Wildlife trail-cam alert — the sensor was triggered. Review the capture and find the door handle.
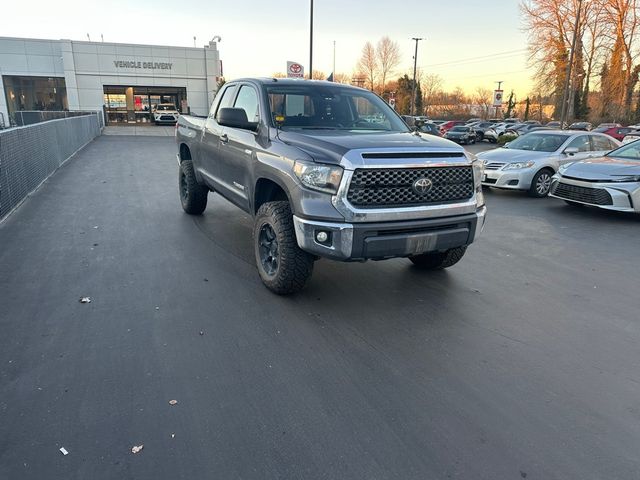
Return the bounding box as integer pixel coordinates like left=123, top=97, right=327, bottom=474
left=220, top=134, right=228, bottom=144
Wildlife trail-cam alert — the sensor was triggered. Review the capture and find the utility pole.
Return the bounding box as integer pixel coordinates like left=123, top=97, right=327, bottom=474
left=560, top=0, right=583, bottom=129
left=333, top=40, right=336, bottom=81
left=410, top=37, right=423, bottom=116
left=309, top=0, right=314, bottom=79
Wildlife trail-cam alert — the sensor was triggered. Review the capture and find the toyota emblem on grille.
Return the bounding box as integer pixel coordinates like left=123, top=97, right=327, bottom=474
left=413, top=177, right=433, bottom=195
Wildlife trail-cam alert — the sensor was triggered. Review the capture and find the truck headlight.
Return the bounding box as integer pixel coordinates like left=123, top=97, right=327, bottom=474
left=503, top=161, right=535, bottom=170
left=471, top=157, right=485, bottom=207
left=293, top=161, right=343, bottom=194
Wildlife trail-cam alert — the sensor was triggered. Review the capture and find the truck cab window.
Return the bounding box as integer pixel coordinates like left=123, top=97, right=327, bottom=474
left=233, top=86, right=260, bottom=123
left=212, top=85, right=236, bottom=119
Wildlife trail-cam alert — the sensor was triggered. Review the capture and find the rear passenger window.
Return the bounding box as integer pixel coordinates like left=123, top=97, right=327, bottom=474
left=212, top=85, right=236, bottom=119
left=233, top=86, right=260, bottom=123
left=591, top=135, right=614, bottom=151
left=567, top=135, right=591, bottom=152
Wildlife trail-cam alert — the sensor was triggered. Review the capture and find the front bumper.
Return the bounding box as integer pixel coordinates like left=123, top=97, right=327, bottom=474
left=293, top=206, right=487, bottom=261
left=481, top=167, right=536, bottom=190
left=155, top=115, right=179, bottom=124
left=549, top=175, right=640, bottom=212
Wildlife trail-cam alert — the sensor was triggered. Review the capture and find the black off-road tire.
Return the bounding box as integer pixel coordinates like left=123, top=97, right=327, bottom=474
left=528, top=168, right=554, bottom=198
left=409, top=246, right=467, bottom=270
left=179, top=160, right=208, bottom=214
left=254, top=201, right=314, bottom=295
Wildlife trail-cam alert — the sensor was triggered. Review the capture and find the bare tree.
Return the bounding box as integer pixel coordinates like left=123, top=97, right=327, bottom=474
left=422, top=73, right=443, bottom=116
left=333, top=72, right=351, bottom=84
left=474, top=87, right=494, bottom=119
left=521, top=0, right=582, bottom=115
left=599, top=0, right=639, bottom=115
left=376, top=37, right=401, bottom=94
left=306, top=70, right=327, bottom=80
left=357, top=41, right=378, bottom=91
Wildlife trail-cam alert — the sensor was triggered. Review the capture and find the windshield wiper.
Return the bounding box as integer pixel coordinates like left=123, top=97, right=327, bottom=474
left=295, top=126, right=342, bottom=130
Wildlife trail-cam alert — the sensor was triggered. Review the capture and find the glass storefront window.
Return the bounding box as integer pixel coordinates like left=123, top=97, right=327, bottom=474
left=2, top=75, right=67, bottom=121
left=103, top=85, right=187, bottom=125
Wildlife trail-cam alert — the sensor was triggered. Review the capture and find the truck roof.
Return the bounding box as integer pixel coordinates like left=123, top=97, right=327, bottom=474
left=229, top=77, right=367, bottom=91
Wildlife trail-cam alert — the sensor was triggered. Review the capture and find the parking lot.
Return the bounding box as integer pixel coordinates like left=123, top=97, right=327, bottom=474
left=1, top=135, right=639, bottom=479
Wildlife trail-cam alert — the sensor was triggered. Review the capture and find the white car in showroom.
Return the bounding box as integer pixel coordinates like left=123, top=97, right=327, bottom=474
left=478, top=130, right=620, bottom=197
left=153, top=103, right=180, bottom=125
left=550, top=141, right=640, bottom=213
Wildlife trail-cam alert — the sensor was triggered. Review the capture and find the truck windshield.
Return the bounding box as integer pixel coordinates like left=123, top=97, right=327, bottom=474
left=156, top=105, right=176, bottom=111
left=265, top=85, right=408, bottom=132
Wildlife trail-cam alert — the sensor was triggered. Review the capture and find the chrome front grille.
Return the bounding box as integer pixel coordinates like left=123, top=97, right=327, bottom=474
left=551, top=182, right=613, bottom=205
left=346, top=166, right=474, bottom=208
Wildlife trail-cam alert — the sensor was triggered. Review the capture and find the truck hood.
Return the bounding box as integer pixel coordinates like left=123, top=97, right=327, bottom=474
left=561, top=156, right=640, bottom=181
left=276, top=130, right=463, bottom=165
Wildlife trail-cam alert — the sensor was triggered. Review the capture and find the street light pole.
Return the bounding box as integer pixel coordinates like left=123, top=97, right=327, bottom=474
left=309, top=0, right=314, bottom=79
left=410, top=37, right=423, bottom=116
left=560, top=0, right=583, bottom=129
left=333, top=40, right=336, bottom=81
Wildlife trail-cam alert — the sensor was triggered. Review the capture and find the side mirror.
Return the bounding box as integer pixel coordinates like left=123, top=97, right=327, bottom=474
left=564, top=147, right=579, bottom=155
left=504, top=142, right=511, bottom=147
left=217, top=107, right=259, bottom=132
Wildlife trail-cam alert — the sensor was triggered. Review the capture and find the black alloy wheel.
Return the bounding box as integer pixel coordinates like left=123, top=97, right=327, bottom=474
left=258, top=223, right=279, bottom=276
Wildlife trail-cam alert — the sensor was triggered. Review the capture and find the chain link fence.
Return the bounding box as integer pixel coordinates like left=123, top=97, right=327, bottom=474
left=0, top=113, right=101, bottom=221
left=12, top=110, right=104, bottom=128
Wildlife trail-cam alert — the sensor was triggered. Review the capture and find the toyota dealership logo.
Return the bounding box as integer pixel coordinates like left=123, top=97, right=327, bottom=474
left=413, top=178, right=433, bottom=195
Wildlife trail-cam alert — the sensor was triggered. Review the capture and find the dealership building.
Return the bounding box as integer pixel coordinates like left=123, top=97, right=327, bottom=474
left=0, top=36, right=222, bottom=126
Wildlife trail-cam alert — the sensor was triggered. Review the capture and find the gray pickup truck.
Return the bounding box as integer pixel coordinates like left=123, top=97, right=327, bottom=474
left=176, top=78, right=486, bottom=294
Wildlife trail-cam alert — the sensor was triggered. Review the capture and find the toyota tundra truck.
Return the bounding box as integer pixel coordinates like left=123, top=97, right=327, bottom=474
left=176, top=78, right=486, bottom=294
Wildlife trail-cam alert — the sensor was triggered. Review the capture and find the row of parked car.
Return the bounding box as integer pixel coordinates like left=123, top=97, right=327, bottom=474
left=402, top=115, right=639, bottom=214
left=403, top=115, right=640, bottom=145
left=477, top=129, right=639, bottom=214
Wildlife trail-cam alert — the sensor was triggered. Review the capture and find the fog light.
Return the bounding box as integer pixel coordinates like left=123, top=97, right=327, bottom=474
left=316, top=231, right=329, bottom=243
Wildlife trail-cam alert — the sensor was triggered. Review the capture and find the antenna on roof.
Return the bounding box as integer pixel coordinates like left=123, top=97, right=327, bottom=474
left=101, top=34, right=104, bottom=43
left=86, top=33, right=90, bottom=41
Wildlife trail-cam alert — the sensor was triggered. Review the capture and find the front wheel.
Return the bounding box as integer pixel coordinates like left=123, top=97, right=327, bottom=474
left=528, top=168, right=554, bottom=198
left=254, top=201, right=314, bottom=295
left=409, top=246, right=467, bottom=270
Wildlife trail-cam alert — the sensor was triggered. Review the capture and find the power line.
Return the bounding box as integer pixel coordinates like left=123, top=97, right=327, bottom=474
left=456, top=69, right=529, bottom=80
left=420, top=49, right=527, bottom=69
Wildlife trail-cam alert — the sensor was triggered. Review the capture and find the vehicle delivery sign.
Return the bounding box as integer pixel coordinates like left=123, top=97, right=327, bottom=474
left=287, top=61, right=304, bottom=78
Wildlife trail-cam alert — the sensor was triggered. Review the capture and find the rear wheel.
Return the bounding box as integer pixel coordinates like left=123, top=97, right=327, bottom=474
left=254, top=201, right=314, bottom=295
left=179, top=160, right=208, bottom=214
left=528, top=168, right=554, bottom=197
left=409, top=246, right=467, bottom=270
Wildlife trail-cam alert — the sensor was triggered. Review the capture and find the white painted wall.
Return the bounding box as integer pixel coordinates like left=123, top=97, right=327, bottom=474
left=0, top=36, right=221, bottom=125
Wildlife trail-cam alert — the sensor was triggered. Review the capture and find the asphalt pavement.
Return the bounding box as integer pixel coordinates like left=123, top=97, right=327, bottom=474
left=1, top=136, right=639, bottom=479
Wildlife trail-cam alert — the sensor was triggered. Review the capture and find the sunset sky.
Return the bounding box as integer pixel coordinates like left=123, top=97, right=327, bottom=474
left=2, top=0, right=533, bottom=95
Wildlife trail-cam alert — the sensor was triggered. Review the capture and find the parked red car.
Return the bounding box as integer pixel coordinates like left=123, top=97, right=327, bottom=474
left=593, top=126, right=638, bottom=141
left=439, top=120, right=466, bottom=134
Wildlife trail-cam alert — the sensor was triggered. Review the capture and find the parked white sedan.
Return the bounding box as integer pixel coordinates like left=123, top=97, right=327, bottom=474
left=550, top=141, right=640, bottom=213
left=621, top=129, right=640, bottom=144
left=478, top=130, right=621, bottom=197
